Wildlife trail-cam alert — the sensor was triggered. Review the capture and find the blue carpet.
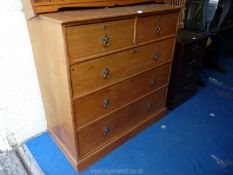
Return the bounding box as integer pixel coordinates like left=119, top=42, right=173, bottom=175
left=26, top=54, right=233, bottom=175
left=205, top=53, right=233, bottom=86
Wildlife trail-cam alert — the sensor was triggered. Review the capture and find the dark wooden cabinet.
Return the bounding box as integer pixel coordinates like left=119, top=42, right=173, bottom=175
left=167, top=30, right=208, bottom=109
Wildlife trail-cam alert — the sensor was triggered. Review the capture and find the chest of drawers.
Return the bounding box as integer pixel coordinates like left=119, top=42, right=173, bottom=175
left=26, top=4, right=179, bottom=171
left=167, top=30, right=208, bottom=109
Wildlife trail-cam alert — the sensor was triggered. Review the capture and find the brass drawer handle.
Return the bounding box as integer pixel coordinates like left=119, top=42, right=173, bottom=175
left=103, top=68, right=110, bottom=79
left=102, top=35, right=111, bottom=47
left=156, top=15, right=162, bottom=34
left=153, top=51, right=160, bottom=61
left=149, top=79, right=156, bottom=87
left=103, top=127, right=110, bottom=136
left=147, top=103, right=153, bottom=112
left=156, top=24, right=161, bottom=34
left=103, top=98, right=110, bottom=109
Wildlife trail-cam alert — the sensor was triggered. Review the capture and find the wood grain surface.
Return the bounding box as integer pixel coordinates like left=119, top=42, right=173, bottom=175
left=74, top=63, right=171, bottom=128
left=70, top=38, right=175, bottom=97
left=77, top=87, right=167, bottom=156
left=66, top=19, right=134, bottom=61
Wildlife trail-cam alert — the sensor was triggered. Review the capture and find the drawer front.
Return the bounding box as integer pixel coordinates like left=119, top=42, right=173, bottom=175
left=66, top=19, right=134, bottom=62
left=71, top=38, right=174, bottom=97
left=74, top=64, right=170, bottom=127
left=136, top=13, right=179, bottom=43
left=77, top=87, right=167, bottom=156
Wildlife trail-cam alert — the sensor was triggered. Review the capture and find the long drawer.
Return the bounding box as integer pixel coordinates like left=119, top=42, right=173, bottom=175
left=66, top=19, right=134, bottom=62
left=71, top=38, right=175, bottom=97
left=74, top=63, right=171, bottom=127
left=136, top=13, right=179, bottom=43
left=77, top=87, right=167, bottom=156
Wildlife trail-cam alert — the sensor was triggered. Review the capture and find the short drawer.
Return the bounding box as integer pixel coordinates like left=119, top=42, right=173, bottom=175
left=66, top=19, right=134, bottom=62
left=77, top=87, right=167, bottom=156
left=74, top=64, right=171, bottom=127
left=71, top=38, right=175, bottom=97
left=136, top=13, right=179, bottom=43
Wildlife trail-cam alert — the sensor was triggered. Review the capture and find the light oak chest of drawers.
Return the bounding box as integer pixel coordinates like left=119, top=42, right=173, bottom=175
left=27, top=4, right=180, bottom=171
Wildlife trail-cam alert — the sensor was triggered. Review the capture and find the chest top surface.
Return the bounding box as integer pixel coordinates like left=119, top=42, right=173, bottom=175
left=38, top=4, right=180, bottom=24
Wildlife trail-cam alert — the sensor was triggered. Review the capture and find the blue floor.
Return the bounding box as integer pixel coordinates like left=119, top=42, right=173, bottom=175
left=26, top=54, right=233, bottom=175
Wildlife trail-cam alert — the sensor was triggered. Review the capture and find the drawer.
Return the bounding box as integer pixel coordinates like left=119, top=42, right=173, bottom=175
left=136, top=13, right=179, bottom=43
left=74, top=64, right=171, bottom=127
left=71, top=38, right=175, bottom=97
left=66, top=19, right=134, bottom=62
left=77, top=87, right=167, bottom=156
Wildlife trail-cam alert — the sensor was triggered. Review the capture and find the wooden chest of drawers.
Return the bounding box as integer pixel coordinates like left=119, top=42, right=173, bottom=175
left=26, top=4, right=180, bottom=171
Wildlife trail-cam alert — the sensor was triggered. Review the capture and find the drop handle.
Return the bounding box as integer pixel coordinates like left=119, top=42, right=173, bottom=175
left=153, top=51, right=160, bottom=61
left=102, top=35, right=111, bottom=47
left=103, top=68, right=110, bottom=79
left=103, top=127, right=110, bottom=136
left=156, top=24, right=161, bottom=34
left=156, top=15, right=162, bottom=34
left=149, top=79, right=156, bottom=87
left=103, top=98, right=110, bottom=109
left=147, top=103, right=153, bottom=112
